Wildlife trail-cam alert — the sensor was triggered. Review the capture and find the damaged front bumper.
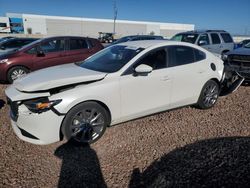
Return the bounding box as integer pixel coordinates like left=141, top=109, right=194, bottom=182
left=220, top=62, right=246, bottom=96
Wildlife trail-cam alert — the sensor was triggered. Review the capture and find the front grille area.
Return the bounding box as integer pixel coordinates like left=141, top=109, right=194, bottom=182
left=229, top=55, right=250, bottom=63
left=7, top=98, right=19, bottom=121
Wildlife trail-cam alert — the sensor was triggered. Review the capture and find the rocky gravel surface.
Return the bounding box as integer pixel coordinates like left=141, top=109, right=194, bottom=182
left=0, top=84, right=250, bottom=187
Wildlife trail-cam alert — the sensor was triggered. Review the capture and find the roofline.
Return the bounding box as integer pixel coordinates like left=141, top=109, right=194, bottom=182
left=6, top=12, right=195, bottom=29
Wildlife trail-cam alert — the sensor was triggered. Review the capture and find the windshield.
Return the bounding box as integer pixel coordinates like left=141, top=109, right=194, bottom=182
left=77, top=45, right=144, bottom=73
left=171, top=33, right=199, bottom=44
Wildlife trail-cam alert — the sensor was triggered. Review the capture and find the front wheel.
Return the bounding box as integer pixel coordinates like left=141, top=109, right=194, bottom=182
left=7, top=66, right=29, bottom=83
left=196, top=80, right=220, bottom=109
left=61, top=102, right=110, bottom=145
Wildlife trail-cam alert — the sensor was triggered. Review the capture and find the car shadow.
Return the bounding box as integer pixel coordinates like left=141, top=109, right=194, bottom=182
left=54, top=142, right=107, bottom=188
left=129, top=137, right=250, bottom=188
left=0, top=99, right=6, bottom=110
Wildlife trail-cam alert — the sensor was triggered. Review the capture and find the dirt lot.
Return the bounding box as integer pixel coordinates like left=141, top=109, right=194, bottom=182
left=0, top=84, right=250, bottom=188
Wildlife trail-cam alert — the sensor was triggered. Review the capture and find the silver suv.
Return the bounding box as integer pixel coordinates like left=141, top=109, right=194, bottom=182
left=172, top=30, right=234, bottom=55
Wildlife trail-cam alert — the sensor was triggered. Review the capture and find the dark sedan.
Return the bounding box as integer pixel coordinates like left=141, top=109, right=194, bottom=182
left=224, top=42, right=250, bottom=80
left=0, top=38, right=38, bottom=55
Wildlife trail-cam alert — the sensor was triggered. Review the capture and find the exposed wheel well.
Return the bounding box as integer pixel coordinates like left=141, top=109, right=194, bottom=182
left=210, top=78, right=221, bottom=88
left=59, top=100, right=112, bottom=141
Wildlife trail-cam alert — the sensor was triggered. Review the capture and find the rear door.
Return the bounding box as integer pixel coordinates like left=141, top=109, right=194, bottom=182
left=166, top=45, right=208, bottom=108
left=220, top=33, right=234, bottom=51
left=66, top=38, right=92, bottom=62
left=32, top=38, right=66, bottom=70
left=208, top=33, right=222, bottom=54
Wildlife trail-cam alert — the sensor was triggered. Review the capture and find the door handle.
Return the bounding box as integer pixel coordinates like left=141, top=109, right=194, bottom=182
left=161, top=76, right=170, bottom=81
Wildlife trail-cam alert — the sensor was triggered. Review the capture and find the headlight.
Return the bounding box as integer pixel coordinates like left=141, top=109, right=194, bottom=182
left=23, top=98, right=62, bottom=113
left=0, top=59, right=8, bottom=64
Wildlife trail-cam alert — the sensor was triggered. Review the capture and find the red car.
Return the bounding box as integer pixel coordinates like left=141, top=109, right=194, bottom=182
left=0, top=36, right=104, bottom=83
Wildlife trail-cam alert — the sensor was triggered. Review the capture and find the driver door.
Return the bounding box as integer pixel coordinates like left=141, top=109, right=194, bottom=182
left=33, top=38, right=66, bottom=70
left=120, top=48, right=172, bottom=120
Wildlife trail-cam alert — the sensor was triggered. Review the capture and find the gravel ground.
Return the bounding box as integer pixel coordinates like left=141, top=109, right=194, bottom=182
left=0, top=84, right=250, bottom=188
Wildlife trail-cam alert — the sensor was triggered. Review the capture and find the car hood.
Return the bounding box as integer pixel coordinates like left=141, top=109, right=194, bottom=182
left=227, top=47, right=250, bottom=56
left=0, top=48, right=18, bottom=55
left=13, top=63, right=107, bottom=92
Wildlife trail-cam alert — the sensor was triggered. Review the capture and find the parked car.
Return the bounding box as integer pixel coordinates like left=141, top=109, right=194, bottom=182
left=171, top=30, right=234, bottom=55
left=98, top=32, right=115, bottom=43
left=111, top=35, right=164, bottom=45
left=0, top=37, right=38, bottom=55
left=5, top=40, right=242, bottom=146
left=235, top=39, right=250, bottom=49
left=0, top=36, right=103, bottom=83
left=0, top=36, right=15, bottom=43
left=223, top=42, right=250, bottom=80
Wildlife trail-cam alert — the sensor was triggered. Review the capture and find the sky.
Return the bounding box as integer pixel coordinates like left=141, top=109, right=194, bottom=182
left=0, top=0, right=249, bottom=35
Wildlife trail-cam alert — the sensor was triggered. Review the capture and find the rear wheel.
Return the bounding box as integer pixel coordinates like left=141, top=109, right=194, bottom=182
left=61, top=102, right=110, bottom=145
left=196, top=80, right=220, bottom=109
left=7, top=66, right=29, bottom=83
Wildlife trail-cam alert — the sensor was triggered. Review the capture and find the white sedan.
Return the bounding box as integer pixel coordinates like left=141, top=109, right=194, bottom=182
left=5, top=40, right=227, bottom=145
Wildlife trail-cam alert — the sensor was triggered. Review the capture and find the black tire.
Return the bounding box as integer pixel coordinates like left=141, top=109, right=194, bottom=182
left=61, top=101, right=110, bottom=145
left=196, top=80, right=220, bottom=109
left=7, top=66, right=29, bottom=83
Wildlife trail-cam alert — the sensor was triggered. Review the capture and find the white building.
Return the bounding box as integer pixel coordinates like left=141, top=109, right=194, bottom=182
left=6, top=13, right=195, bottom=38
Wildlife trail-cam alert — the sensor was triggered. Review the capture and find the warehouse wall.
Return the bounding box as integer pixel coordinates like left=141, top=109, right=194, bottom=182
left=160, top=29, right=188, bottom=38
left=23, top=17, right=47, bottom=35
left=46, top=19, right=82, bottom=36
left=115, top=22, right=147, bottom=36
left=81, top=21, right=113, bottom=37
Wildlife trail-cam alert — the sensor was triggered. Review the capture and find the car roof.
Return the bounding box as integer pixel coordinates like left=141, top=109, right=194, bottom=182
left=118, top=40, right=192, bottom=49
left=177, top=30, right=229, bottom=35
left=122, top=35, right=163, bottom=38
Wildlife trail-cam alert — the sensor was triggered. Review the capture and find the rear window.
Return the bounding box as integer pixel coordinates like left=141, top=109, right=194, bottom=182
left=211, top=33, right=221, bottom=44
left=69, top=39, right=88, bottom=50
left=220, top=33, right=233, bottom=43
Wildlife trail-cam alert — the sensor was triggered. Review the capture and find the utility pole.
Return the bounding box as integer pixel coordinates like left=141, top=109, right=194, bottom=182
left=113, top=0, right=118, bottom=34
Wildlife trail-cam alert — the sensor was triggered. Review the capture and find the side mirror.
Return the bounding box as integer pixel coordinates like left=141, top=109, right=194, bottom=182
left=37, top=50, right=45, bottom=57
left=134, top=64, right=153, bottom=76
left=198, top=40, right=207, bottom=46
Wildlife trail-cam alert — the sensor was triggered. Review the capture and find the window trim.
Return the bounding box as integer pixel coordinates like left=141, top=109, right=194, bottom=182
left=121, top=47, right=168, bottom=76
left=39, top=38, right=66, bottom=53
left=210, top=33, right=221, bottom=44
left=68, top=38, right=89, bottom=51
left=166, top=45, right=206, bottom=68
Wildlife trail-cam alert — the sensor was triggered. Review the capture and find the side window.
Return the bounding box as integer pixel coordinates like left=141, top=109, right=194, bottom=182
left=134, top=49, right=167, bottom=70
left=40, top=39, right=65, bottom=53
left=69, top=39, right=88, bottom=50
left=210, top=33, right=221, bottom=44
left=194, top=49, right=206, bottom=61
left=197, top=34, right=210, bottom=45
left=168, top=46, right=195, bottom=67
left=220, top=33, right=233, bottom=43
left=26, top=47, right=37, bottom=54
left=87, top=39, right=94, bottom=48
